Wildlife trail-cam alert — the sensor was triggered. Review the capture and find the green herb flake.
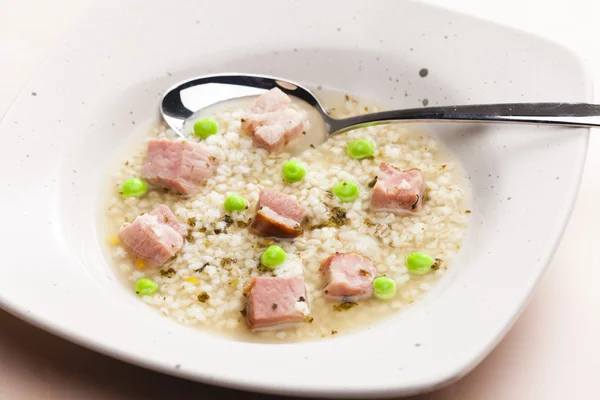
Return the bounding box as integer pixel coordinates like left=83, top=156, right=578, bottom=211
left=236, top=220, right=248, bottom=228
left=431, top=258, right=444, bottom=271
left=423, top=187, right=431, bottom=202
left=222, top=214, right=234, bottom=226
left=364, top=218, right=376, bottom=227
left=240, top=308, right=247, bottom=317
left=330, top=207, right=347, bottom=225
left=367, top=176, right=378, bottom=188
left=197, top=292, right=210, bottom=303
left=257, top=263, right=274, bottom=274
left=333, top=302, right=358, bottom=312
left=304, top=316, right=314, bottom=323
left=187, top=217, right=196, bottom=227
left=344, top=94, right=358, bottom=103
left=194, top=263, right=209, bottom=273
left=186, top=231, right=194, bottom=242
left=310, top=207, right=348, bottom=230
left=160, top=268, right=176, bottom=278
left=220, top=257, right=237, bottom=268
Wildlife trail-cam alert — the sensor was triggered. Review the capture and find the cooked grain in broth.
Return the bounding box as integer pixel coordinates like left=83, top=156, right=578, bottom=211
left=102, top=90, right=469, bottom=342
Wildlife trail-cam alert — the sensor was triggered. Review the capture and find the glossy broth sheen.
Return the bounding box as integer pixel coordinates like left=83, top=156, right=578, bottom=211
left=102, top=90, right=470, bottom=342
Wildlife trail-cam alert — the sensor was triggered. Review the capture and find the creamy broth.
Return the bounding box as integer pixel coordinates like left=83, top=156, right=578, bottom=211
left=102, top=90, right=470, bottom=342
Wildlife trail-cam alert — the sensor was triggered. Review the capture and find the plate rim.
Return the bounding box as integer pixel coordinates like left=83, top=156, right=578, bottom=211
left=0, top=0, right=593, bottom=397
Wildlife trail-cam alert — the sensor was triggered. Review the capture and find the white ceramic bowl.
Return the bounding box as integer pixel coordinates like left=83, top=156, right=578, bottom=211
left=0, top=0, right=590, bottom=397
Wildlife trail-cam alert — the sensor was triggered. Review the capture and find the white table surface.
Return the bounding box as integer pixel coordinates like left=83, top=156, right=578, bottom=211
left=1, top=0, right=599, bottom=399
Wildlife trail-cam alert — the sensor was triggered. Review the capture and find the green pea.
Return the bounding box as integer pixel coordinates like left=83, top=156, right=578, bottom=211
left=134, top=278, right=158, bottom=296
left=224, top=194, right=247, bottom=213
left=373, top=277, right=397, bottom=300
left=282, top=160, right=307, bottom=183
left=121, top=178, right=148, bottom=198
left=346, top=139, right=375, bottom=160
left=193, top=118, right=219, bottom=139
left=406, top=252, right=434, bottom=275
left=260, top=245, right=287, bottom=268
left=332, top=180, right=359, bottom=202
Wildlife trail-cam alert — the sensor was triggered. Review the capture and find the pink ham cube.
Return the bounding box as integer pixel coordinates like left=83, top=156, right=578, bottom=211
left=142, top=139, right=216, bottom=196
left=241, top=88, right=307, bottom=152
left=248, top=86, right=291, bottom=113
left=371, top=163, right=426, bottom=213
left=320, top=252, right=376, bottom=301
left=256, top=189, right=306, bottom=222
left=245, top=276, right=309, bottom=330
left=119, top=204, right=187, bottom=267
left=249, top=190, right=306, bottom=239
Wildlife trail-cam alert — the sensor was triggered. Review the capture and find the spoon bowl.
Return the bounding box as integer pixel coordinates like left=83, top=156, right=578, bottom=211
left=161, top=73, right=332, bottom=136
left=162, top=73, right=600, bottom=138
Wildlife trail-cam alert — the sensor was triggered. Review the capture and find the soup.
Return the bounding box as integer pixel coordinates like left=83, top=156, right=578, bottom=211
left=102, top=88, right=470, bottom=342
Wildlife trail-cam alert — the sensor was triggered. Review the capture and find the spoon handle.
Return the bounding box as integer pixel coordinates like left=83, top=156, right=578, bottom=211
left=330, top=103, right=600, bottom=133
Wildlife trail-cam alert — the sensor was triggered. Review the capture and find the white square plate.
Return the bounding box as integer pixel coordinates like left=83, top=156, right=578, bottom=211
left=0, top=0, right=589, bottom=397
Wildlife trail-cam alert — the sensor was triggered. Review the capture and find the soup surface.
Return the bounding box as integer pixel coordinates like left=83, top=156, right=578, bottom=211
left=102, top=90, right=470, bottom=342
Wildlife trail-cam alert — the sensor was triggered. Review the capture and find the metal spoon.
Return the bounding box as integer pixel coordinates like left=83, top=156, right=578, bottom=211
left=161, top=73, right=600, bottom=137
